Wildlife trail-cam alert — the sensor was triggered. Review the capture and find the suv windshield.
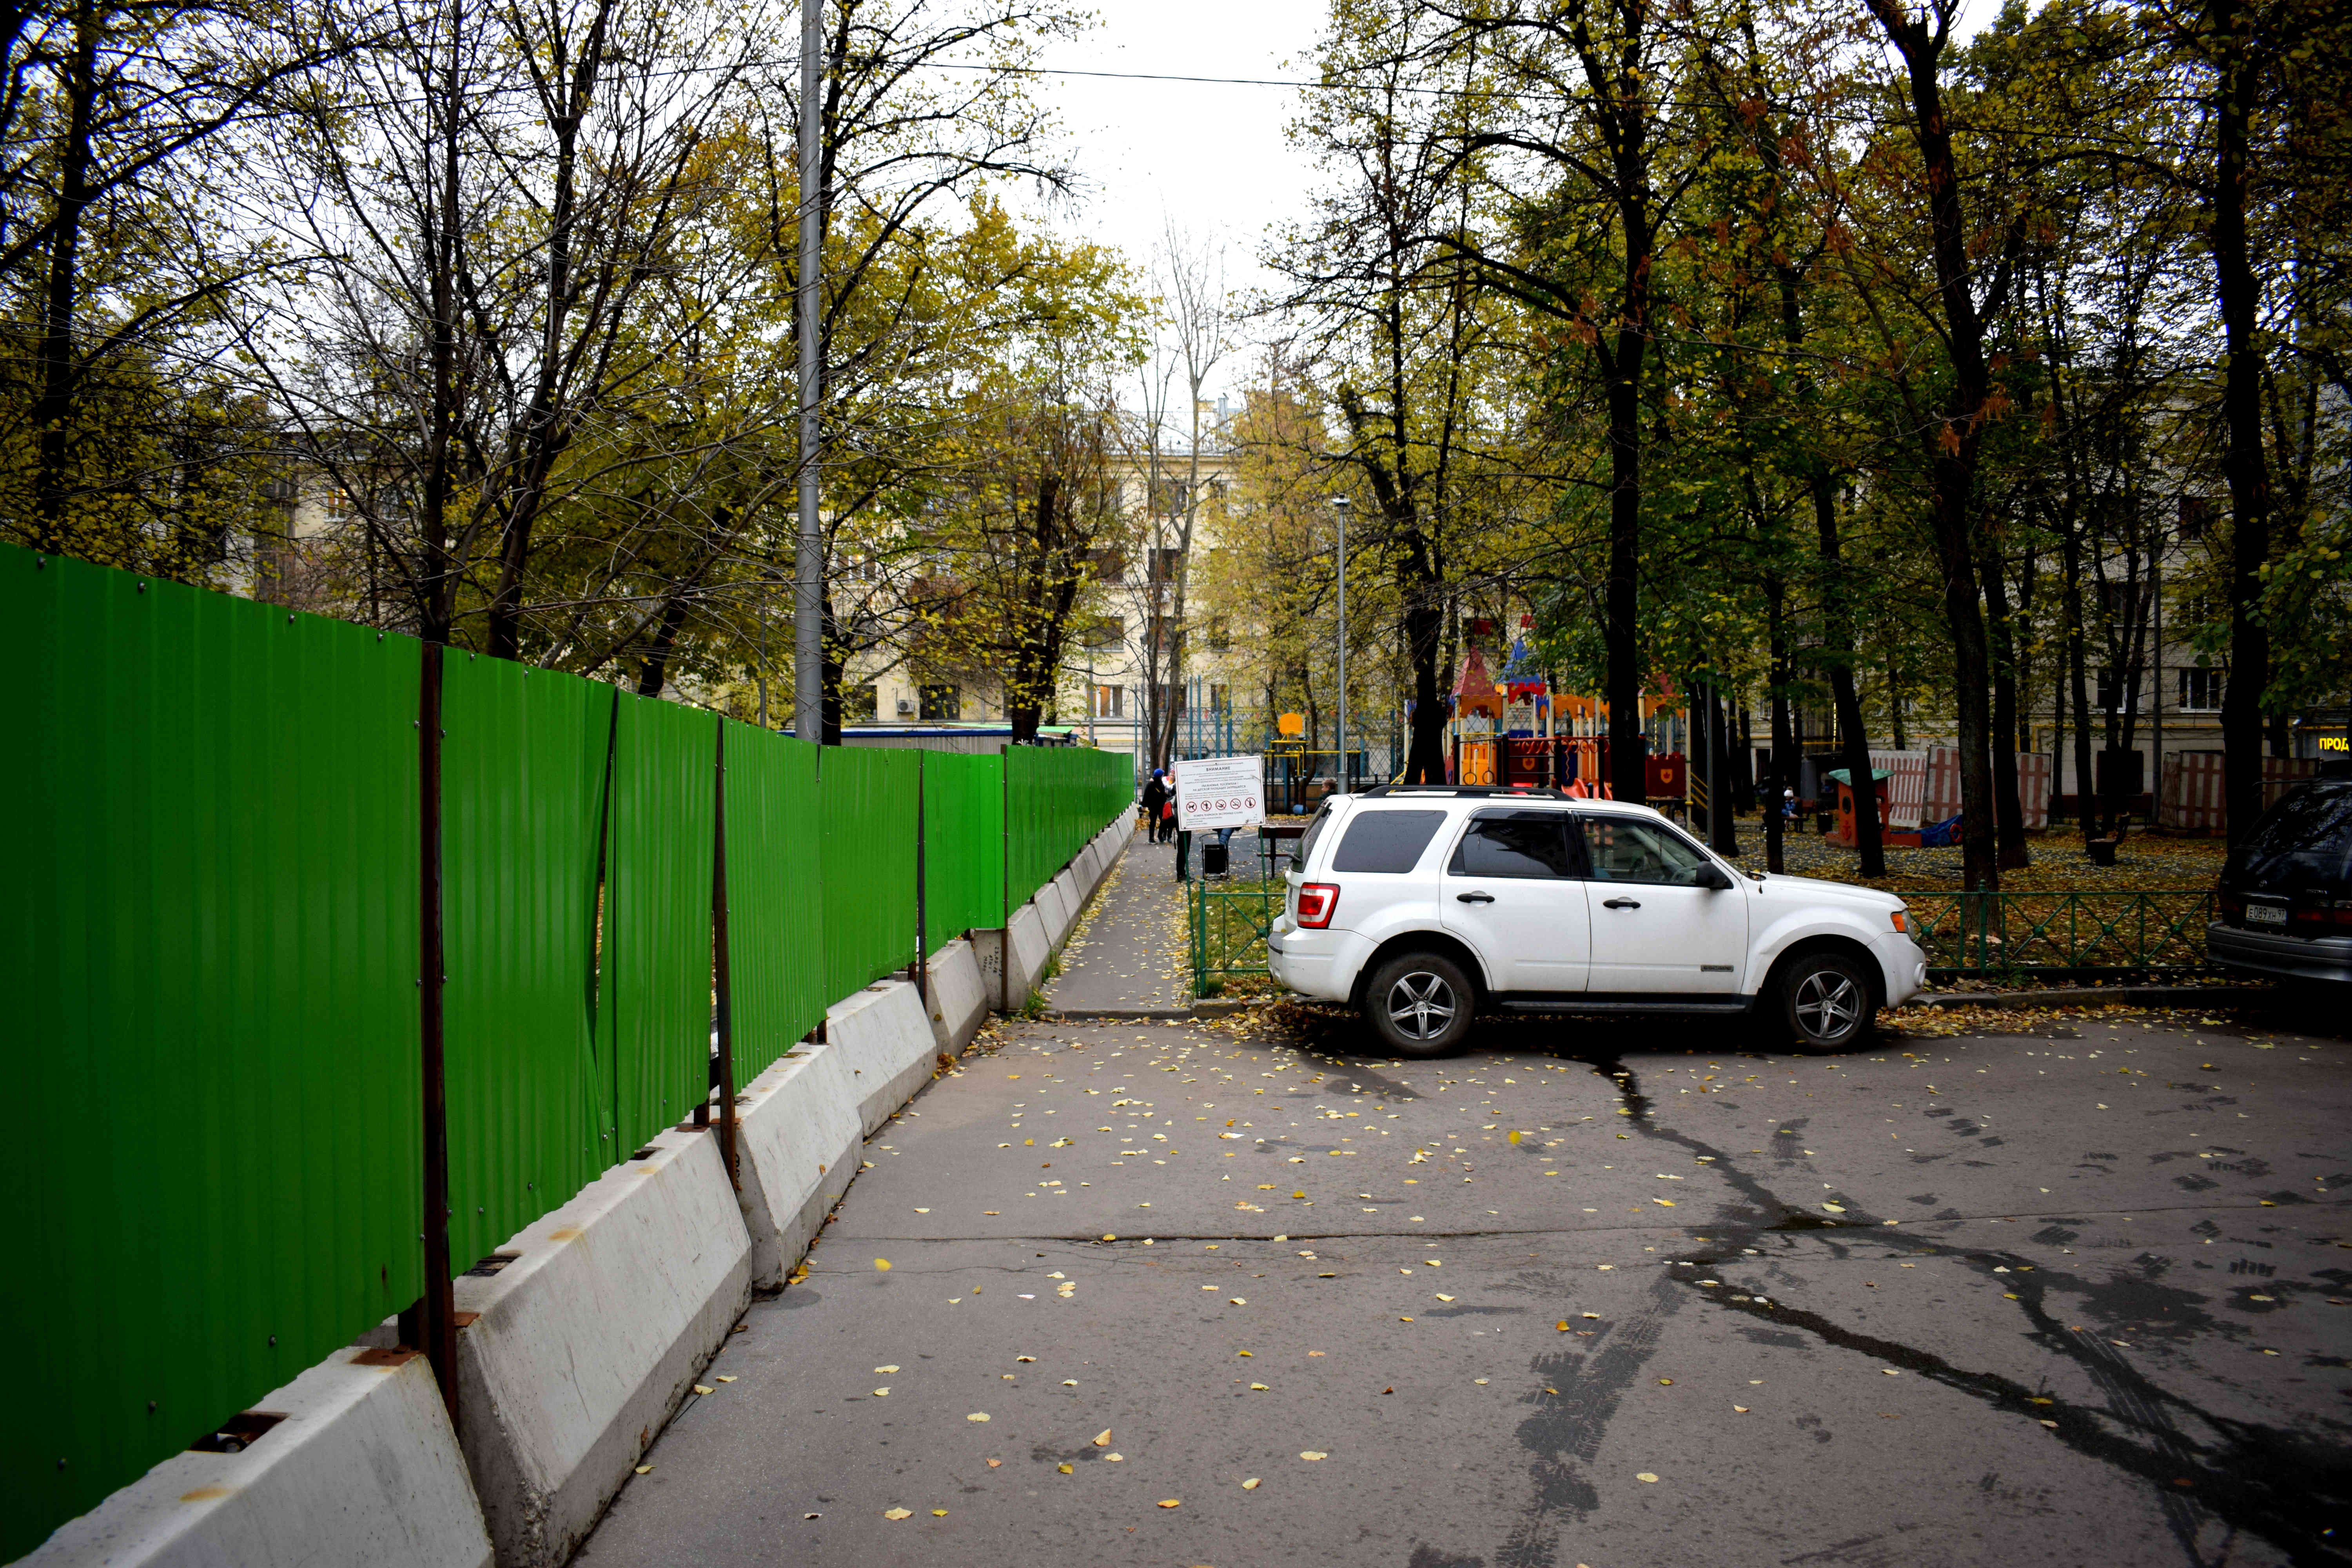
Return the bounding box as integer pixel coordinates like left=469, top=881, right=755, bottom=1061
left=2230, top=783, right=2352, bottom=895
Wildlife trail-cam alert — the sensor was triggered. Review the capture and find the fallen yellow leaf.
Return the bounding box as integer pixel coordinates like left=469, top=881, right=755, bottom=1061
left=967, top=1412, right=990, bottom=1423
left=1636, top=1472, right=1660, bottom=1484
left=1158, top=1499, right=1181, bottom=1508
left=874, top=1259, right=891, bottom=1271
left=633, top=1465, right=653, bottom=1475
left=1058, top=1463, right=1073, bottom=1474
left=1300, top=1450, right=1328, bottom=1461
left=1242, top=1478, right=1261, bottom=1490
left=875, top=1365, right=899, bottom=1373
left=882, top=1507, right=912, bottom=1520
left=691, top=1385, right=713, bottom=1396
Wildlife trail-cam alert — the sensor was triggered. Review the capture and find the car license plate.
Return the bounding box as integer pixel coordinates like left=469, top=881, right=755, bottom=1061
left=2246, top=904, right=2287, bottom=926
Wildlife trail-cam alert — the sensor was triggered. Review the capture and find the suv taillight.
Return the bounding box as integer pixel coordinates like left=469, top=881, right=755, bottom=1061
left=1296, top=882, right=1339, bottom=928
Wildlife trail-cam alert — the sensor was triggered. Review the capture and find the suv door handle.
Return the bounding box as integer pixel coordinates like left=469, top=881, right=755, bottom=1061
left=1602, top=897, right=1642, bottom=909
left=1455, top=891, right=1494, bottom=904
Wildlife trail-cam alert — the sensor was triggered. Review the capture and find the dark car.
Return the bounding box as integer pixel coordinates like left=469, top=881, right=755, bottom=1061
left=2209, top=778, right=2352, bottom=984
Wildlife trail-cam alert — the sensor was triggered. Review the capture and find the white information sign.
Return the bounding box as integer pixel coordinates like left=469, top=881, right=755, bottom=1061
left=1172, top=755, right=1265, bottom=831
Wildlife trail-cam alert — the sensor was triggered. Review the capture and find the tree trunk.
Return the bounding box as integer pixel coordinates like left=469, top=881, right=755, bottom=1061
left=1814, top=476, right=1885, bottom=877
left=635, top=592, right=691, bottom=697
left=30, top=0, right=99, bottom=550
left=1766, top=574, right=1789, bottom=873
left=1977, top=535, right=2029, bottom=867
left=2210, top=0, right=2272, bottom=847
left=1865, top=0, right=2009, bottom=890
left=1710, top=685, right=1740, bottom=855
left=1603, top=340, right=1648, bottom=805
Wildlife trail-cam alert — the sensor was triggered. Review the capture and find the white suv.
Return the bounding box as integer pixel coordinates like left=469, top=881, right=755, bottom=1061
left=1265, top=787, right=1927, bottom=1056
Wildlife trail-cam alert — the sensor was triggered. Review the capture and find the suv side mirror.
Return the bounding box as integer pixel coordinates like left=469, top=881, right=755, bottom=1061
left=1697, top=864, right=1734, bottom=891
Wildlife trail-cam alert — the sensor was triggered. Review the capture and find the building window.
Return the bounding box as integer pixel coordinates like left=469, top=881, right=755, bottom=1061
left=919, top=684, right=960, bottom=721
left=2179, top=666, right=2224, bottom=711
left=1210, top=683, right=1230, bottom=714
left=1083, top=548, right=1127, bottom=584
left=850, top=683, right=878, bottom=721
left=1147, top=547, right=1183, bottom=584
left=2178, top=496, right=2212, bottom=542
left=1093, top=684, right=1124, bottom=719
left=1083, top=615, right=1123, bottom=652
left=1207, top=617, right=1230, bottom=653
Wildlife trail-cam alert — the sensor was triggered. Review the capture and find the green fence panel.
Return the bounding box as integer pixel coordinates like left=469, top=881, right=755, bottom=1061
left=922, top=750, right=1003, bottom=953
left=441, top=655, right=609, bottom=1274
left=1005, top=746, right=1132, bottom=907
left=723, top=723, right=826, bottom=1081
left=820, top=746, right=917, bottom=998
left=0, top=546, right=424, bottom=1559
left=599, top=693, right=716, bottom=1152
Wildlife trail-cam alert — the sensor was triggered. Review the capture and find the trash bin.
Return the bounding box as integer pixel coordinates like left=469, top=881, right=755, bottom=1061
left=1202, top=840, right=1229, bottom=877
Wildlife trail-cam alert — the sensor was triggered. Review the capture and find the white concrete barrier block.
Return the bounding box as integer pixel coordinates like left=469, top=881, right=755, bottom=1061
left=730, top=1044, right=864, bottom=1289
left=454, top=1130, right=750, bottom=1568
left=927, top=939, right=989, bottom=1051
left=1007, top=902, right=1051, bottom=999
left=825, top=979, right=941, bottom=1134
left=1035, top=878, right=1073, bottom=948
left=27, top=1348, right=491, bottom=1568
left=1051, top=866, right=1086, bottom=932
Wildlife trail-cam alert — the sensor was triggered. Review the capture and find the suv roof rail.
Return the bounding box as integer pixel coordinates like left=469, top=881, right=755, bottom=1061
left=1356, top=784, right=1572, bottom=800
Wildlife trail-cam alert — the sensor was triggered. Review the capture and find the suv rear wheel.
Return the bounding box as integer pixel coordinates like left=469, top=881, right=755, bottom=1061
left=1363, top=951, right=1475, bottom=1057
left=1777, top=950, right=1876, bottom=1051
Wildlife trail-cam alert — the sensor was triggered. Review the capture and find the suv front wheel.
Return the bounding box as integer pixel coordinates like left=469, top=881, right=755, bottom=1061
left=1363, top=951, right=1475, bottom=1057
left=1777, top=950, right=1876, bottom=1051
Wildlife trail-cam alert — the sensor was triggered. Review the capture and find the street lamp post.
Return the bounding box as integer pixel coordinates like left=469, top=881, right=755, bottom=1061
left=792, top=0, right=824, bottom=745
left=1333, top=495, right=1350, bottom=794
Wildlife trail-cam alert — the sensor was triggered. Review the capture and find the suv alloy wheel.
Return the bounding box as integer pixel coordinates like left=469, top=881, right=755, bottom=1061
left=1364, top=951, right=1475, bottom=1057
left=1778, top=950, right=1875, bottom=1051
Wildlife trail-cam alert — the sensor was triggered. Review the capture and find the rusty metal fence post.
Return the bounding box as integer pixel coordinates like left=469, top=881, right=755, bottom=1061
left=712, top=717, right=738, bottom=1185
left=414, top=641, right=457, bottom=1416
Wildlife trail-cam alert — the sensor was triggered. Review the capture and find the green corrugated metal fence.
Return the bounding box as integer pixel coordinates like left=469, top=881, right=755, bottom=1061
left=601, top=693, right=718, bottom=1155
left=922, top=750, right=1005, bottom=951
left=0, top=539, right=1133, bottom=1558
left=2, top=550, right=426, bottom=1550
left=441, top=654, right=608, bottom=1278
left=721, top=722, right=827, bottom=1084
left=819, top=746, right=919, bottom=1000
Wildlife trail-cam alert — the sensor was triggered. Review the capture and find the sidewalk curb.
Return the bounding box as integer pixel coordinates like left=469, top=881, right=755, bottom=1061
left=1913, top=984, right=2275, bottom=1010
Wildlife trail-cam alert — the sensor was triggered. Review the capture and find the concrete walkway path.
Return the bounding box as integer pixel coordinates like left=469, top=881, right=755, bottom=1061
left=569, top=998, right=2348, bottom=1568
left=1041, top=827, right=1191, bottom=1014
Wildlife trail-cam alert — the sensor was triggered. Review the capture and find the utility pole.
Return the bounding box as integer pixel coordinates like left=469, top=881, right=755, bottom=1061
left=1334, top=495, right=1350, bottom=793
left=792, top=0, right=824, bottom=744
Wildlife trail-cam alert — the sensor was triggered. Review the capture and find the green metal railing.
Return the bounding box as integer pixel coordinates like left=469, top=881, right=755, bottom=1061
left=1904, top=889, right=2218, bottom=976
left=1190, top=880, right=1286, bottom=996
left=1187, top=884, right=2223, bottom=995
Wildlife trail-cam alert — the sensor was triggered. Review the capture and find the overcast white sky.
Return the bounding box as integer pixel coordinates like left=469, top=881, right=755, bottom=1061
left=1015, top=0, right=1330, bottom=403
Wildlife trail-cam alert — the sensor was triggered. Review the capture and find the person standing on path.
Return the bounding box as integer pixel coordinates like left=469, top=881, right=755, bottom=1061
left=1140, top=768, right=1168, bottom=838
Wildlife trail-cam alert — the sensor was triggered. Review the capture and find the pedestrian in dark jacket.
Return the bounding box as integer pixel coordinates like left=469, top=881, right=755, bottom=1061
left=1140, top=769, right=1167, bottom=835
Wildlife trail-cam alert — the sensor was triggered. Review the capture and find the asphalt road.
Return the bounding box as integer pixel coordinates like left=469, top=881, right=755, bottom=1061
left=576, top=1001, right=2349, bottom=1568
